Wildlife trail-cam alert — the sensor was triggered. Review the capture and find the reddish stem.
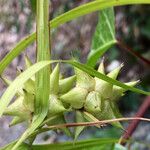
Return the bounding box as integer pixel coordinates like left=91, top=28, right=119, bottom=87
left=117, top=40, right=150, bottom=66
left=121, top=96, right=150, bottom=145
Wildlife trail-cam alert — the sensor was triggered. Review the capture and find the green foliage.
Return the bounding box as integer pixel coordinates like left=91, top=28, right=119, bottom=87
left=1, top=0, right=150, bottom=74
left=1, top=142, right=29, bottom=150
left=0, top=61, right=55, bottom=118
left=0, top=60, right=148, bottom=119
left=0, top=59, right=146, bottom=149
left=1, top=138, right=118, bottom=150
left=0, top=0, right=150, bottom=149
left=87, top=8, right=116, bottom=67
left=30, top=0, right=36, bottom=13
left=69, top=61, right=149, bottom=95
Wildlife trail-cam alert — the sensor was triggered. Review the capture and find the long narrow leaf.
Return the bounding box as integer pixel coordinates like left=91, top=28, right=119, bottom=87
left=12, top=1, right=51, bottom=149
left=87, top=41, right=116, bottom=67
left=50, top=0, right=150, bottom=29
left=1, top=0, right=150, bottom=74
left=0, top=141, right=29, bottom=150
left=32, top=138, right=116, bottom=150
left=87, top=7, right=116, bottom=67
left=35, top=0, right=50, bottom=121
left=67, top=61, right=150, bottom=96
left=1, top=138, right=118, bottom=150
left=0, top=33, right=35, bottom=74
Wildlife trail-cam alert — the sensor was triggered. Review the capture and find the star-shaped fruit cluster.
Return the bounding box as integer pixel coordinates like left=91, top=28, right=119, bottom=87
left=2, top=56, right=138, bottom=139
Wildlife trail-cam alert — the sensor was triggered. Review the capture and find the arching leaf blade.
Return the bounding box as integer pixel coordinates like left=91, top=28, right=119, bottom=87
left=67, top=61, right=150, bottom=96
left=1, top=0, right=150, bottom=74
left=0, top=138, right=118, bottom=150
left=0, top=33, right=35, bottom=74
left=87, top=7, right=116, bottom=67
left=87, top=40, right=116, bottom=67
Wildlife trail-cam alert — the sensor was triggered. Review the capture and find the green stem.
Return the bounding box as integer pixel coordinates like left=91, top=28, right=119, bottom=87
left=11, top=1, right=51, bottom=149
left=35, top=0, right=50, bottom=115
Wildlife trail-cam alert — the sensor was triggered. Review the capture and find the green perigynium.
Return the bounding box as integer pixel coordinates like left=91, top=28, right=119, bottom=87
left=84, top=91, right=101, bottom=114
left=2, top=57, right=139, bottom=139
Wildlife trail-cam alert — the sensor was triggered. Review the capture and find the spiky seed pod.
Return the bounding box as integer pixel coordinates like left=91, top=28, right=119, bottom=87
left=50, top=64, right=60, bottom=95
left=112, top=81, right=139, bottom=101
left=23, top=90, right=35, bottom=112
left=4, top=97, right=31, bottom=120
left=48, top=94, right=66, bottom=116
left=2, top=56, right=139, bottom=139
left=75, top=68, right=95, bottom=91
left=24, top=79, right=35, bottom=94
left=4, top=97, right=23, bottom=116
left=2, top=75, right=35, bottom=126
left=59, top=75, right=76, bottom=94
left=97, top=58, right=105, bottom=74
left=84, top=91, right=101, bottom=114
left=74, top=111, right=86, bottom=141
left=9, top=116, right=25, bottom=126
left=60, top=87, right=88, bottom=109
left=95, top=64, right=123, bottom=99
left=94, top=100, right=123, bottom=129
left=2, top=62, right=75, bottom=128
left=95, top=60, right=110, bottom=99
left=107, top=64, right=123, bottom=79
left=48, top=64, right=67, bottom=117
left=94, top=63, right=124, bottom=128
left=2, top=78, right=34, bottom=126
left=25, top=55, right=32, bottom=69
left=60, top=67, right=96, bottom=109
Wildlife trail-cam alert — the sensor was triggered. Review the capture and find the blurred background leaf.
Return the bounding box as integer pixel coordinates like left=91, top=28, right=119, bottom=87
left=87, top=7, right=117, bottom=67
left=30, top=0, right=36, bottom=14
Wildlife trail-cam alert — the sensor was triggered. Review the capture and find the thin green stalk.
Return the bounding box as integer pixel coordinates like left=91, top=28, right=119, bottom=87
left=11, top=1, right=51, bottom=149
left=35, top=0, right=50, bottom=115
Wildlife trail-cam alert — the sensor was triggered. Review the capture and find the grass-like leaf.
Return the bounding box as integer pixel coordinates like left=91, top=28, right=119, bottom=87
left=1, top=0, right=150, bottom=74
left=35, top=0, right=50, bottom=123
left=0, top=141, right=29, bottom=150
left=12, top=1, right=51, bottom=149
left=67, top=61, right=150, bottom=96
left=1, top=138, right=118, bottom=150
left=32, top=138, right=115, bottom=150
left=0, top=33, right=36, bottom=74
left=87, top=7, right=116, bottom=67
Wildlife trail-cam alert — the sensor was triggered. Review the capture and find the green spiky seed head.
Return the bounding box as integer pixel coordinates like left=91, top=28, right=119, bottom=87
left=2, top=57, right=139, bottom=140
